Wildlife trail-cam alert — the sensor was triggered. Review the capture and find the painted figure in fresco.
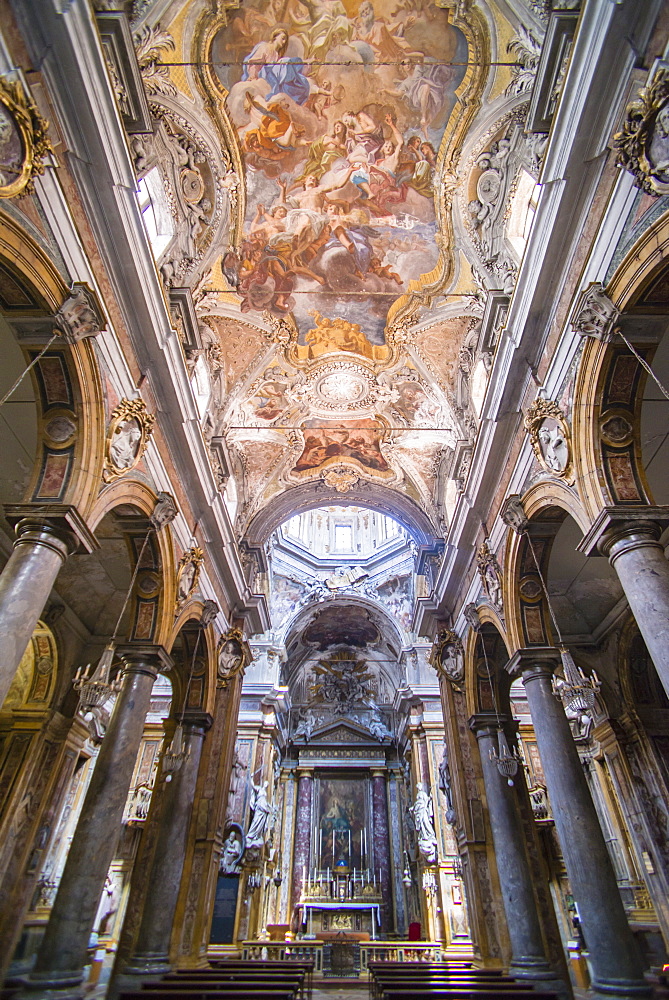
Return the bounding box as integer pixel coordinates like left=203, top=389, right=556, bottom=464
left=297, top=121, right=349, bottom=183
left=242, top=27, right=311, bottom=105
left=243, top=94, right=306, bottom=160
left=213, top=0, right=468, bottom=340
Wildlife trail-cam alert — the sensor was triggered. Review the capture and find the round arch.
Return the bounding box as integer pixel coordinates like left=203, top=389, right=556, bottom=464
left=464, top=618, right=510, bottom=718
left=503, top=485, right=585, bottom=654
left=244, top=480, right=441, bottom=549
left=87, top=478, right=177, bottom=648
left=0, top=214, right=105, bottom=515
left=573, top=209, right=669, bottom=520
left=170, top=599, right=218, bottom=717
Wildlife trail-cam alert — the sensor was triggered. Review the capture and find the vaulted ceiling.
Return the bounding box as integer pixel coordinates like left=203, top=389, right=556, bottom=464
left=132, top=0, right=546, bottom=539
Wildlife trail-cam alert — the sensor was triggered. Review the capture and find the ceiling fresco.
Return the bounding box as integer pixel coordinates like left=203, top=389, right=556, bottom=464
left=210, top=0, right=469, bottom=344
left=131, top=0, right=543, bottom=534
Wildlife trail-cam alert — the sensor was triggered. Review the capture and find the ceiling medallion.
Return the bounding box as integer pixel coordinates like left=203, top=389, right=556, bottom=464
left=304, top=361, right=375, bottom=413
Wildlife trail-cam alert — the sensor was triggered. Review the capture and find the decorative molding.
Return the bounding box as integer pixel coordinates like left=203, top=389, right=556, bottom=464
left=0, top=76, right=53, bottom=198
left=500, top=494, right=528, bottom=534
left=216, top=627, right=251, bottom=688
left=614, top=68, right=669, bottom=196
left=54, top=283, right=106, bottom=342
left=430, top=629, right=465, bottom=685
left=571, top=282, right=619, bottom=342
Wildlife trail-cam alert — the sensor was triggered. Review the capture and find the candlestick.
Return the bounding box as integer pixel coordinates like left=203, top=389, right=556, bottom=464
left=348, top=829, right=351, bottom=859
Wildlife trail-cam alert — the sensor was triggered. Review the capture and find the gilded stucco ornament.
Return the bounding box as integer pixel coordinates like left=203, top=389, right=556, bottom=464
left=431, top=629, right=464, bottom=684
left=322, top=467, right=360, bottom=493
left=103, top=398, right=156, bottom=481
left=216, top=627, right=251, bottom=688
left=614, top=69, right=669, bottom=196
left=175, top=546, right=205, bottom=610
left=476, top=541, right=503, bottom=611
left=0, top=77, right=52, bottom=199
left=524, top=398, right=574, bottom=483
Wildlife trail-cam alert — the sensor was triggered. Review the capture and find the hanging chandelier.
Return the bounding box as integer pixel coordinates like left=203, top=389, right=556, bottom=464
left=523, top=532, right=601, bottom=716
left=488, top=728, right=522, bottom=786
left=73, top=642, right=122, bottom=712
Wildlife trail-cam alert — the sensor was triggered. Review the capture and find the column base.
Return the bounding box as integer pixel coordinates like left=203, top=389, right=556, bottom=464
left=509, top=960, right=571, bottom=1000
left=591, top=976, right=651, bottom=1000
left=123, top=953, right=172, bottom=975
left=16, top=969, right=85, bottom=1000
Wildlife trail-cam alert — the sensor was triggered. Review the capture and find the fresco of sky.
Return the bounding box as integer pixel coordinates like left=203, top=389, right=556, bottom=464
left=213, top=0, right=467, bottom=345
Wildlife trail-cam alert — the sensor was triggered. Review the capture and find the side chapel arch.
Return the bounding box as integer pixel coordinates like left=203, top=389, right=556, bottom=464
left=573, top=209, right=669, bottom=520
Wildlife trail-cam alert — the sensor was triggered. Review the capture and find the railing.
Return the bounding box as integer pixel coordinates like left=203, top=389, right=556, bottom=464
left=361, top=941, right=444, bottom=969
left=241, top=940, right=323, bottom=972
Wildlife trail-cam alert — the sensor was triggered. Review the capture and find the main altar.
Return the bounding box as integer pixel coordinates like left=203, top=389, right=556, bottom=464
left=298, top=866, right=383, bottom=938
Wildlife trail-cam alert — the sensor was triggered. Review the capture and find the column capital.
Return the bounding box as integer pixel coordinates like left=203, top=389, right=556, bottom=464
left=370, top=768, right=386, bottom=778
left=175, top=709, right=214, bottom=734
left=116, top=643, right=172, bottom=678
left=468, top=712, right=512, bottom=740
left=578, top=505, right=669, bottom=558
left=4, top=503, right=98, bottom=556
left=505, top=646, right=561, bottom=681
left=296, top=767, right=313, bottom=778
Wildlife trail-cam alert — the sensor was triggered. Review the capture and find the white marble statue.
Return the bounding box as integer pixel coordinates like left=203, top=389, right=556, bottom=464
left=110, top=418, right=141, bottom=469
left=411, top=782, right=438, bottom=863
left=220, top=829, right=243, bottom=874
left=245, top=780, right=272, bottom=849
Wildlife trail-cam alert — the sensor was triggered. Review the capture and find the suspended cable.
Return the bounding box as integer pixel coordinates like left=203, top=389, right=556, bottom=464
left=0, top=334, right=60, bottom=409
left=614, top=327, right=669, bottom=403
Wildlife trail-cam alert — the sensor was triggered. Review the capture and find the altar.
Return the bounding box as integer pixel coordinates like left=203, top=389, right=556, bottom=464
left=299, top=900, right=382, bottom=939
left=298, top=866, right=383, bottom=939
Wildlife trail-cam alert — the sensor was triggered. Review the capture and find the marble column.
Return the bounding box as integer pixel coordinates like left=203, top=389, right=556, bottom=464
left=470, top=715, right=563, bottom=987
left=580, top=512, right=669, bottom=700
left=26, top=644, right=171, bottom=993
left=0, top=508, right=95, bottom=707
left=291, top=768, right=312, bottom=925
left=509, top=648, right=649, bottom=1000
left=125, top=711, right=211, bottom=974
left=371, top=769, right=393, bottom=933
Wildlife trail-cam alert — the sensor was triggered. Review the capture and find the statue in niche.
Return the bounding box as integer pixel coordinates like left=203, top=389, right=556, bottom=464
left=411, top=782, right=438, bottom=863
left=217, top=629, right=248, bottom=688
left=537, top=419, right=569, bottom=473
left=226, top=747, right=247, bottom=821
left=220, top=826, right=244, bottom=874
left=109, top=418, right=142, bottom=470
left=245, top=780, right=272, bottom=849
left=477, top=542, right=502, bottom=610
left=438, top=743, right=456, bottom=825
